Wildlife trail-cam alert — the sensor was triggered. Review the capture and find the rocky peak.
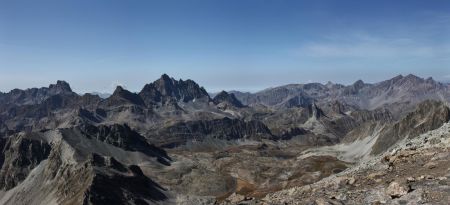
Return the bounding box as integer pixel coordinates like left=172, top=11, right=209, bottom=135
left=404, top=74, right=422, bottom=81
left=326, top=82, right=345, bottom=90
left=0, top=81, right=76, bottom=106
left=343, top=79, right=368, bottom=95
left=325, top=81, right=335, bottom=89
left=391, top=74, right=404, bottom=82
left=112, top=85, right=126, bottom=94
left=106, top=86, right=145, bottom=106
left=139, top=74, right=210, bottom=105
left=49, top=80, right=72, bottom=93
left=213, top=91, right=244, bottom=108
left=394, top=74, right=423, bottom=85
left=160, top=73, right=172, bottom=81
left=154, top=74, right=176, bottom=96
left=425, top=77, right=435, bottom=83
left=353, top=80, right=365, bottom=89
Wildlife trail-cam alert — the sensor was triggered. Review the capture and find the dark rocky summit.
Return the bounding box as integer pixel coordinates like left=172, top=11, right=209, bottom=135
left=0, top=80, right=74, bottom=106
left=104, top=86, right=146, bottom=106
left=139, top=74, right=210, bottom=106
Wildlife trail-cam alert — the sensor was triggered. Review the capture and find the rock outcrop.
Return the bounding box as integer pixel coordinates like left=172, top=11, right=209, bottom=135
left=212, top=91, right=244, bottom=108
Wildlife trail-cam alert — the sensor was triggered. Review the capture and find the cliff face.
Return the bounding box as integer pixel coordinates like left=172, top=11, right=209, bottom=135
left=371, top=100, right=450, bottom=154
left=0, top=135, right=51, bottom=190
left=0, top=127, right=169, bottom=205
left=150, top=117, right=275, bottom=147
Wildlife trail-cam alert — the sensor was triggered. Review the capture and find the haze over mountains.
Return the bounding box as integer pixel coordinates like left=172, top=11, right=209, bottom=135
left=84, top=74, right=450, bottom=103
left=0, top=74, right=449, bottom=204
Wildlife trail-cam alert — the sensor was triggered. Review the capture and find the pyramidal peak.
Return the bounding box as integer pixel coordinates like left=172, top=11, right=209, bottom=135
left=139, top=74, right=210, bottom=104
left=49, top=80, right=73, bottom=93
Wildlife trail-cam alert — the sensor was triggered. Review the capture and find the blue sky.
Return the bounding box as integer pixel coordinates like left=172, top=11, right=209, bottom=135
left=1, top=0, right=449, bottom=93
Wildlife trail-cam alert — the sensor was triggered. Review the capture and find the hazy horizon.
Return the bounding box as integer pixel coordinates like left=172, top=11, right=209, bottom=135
left=1, top=0, right=450, bottom=93
left=0, top=73, right=447, bottom=95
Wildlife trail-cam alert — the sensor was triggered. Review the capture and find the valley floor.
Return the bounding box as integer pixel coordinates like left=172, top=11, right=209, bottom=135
left=140, top=141, right=351, bottom=204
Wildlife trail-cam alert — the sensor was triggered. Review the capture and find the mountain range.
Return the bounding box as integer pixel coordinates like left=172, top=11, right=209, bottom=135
left=0, top=74, right=449, bottom=204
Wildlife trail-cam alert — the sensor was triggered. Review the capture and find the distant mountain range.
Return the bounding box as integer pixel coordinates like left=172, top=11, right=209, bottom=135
left=0, top=73, right=448, bottom=148
left=231, top=74, right=450, bottom=115
left=88, top=92, right=111, bottom=99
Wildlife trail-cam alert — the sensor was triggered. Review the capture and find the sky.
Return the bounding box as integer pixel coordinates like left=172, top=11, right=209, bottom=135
left=1, top=0, right=450, bottom=93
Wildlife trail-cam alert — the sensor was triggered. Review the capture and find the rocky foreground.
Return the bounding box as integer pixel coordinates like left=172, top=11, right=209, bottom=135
left=221, top=123, right=450, bottom=205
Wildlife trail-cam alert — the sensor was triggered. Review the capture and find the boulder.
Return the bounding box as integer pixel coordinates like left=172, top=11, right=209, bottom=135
left=386, top=182, right=409, bottom=199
